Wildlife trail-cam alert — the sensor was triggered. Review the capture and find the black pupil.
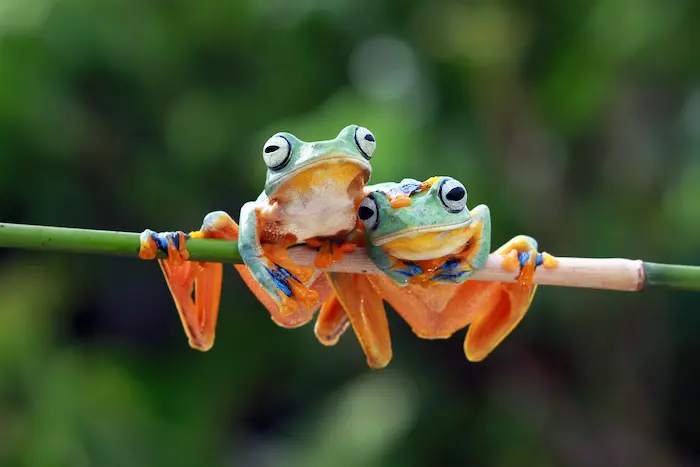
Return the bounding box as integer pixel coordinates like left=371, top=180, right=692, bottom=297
left=265, top=145, right=279, bottom=153
left=358, top=205, right=375, bottom=221
left=446, top=186, right=465, bottom=202
left=364, top=133, right=375, bottom=142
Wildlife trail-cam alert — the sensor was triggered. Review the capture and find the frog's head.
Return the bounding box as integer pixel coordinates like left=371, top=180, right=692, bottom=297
left=358, top=177, right=473, bottom=260
left=261, top=125, right=375, bottom=199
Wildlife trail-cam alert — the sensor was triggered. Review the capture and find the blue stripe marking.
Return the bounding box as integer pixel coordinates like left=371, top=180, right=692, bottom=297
left=518, top=251, right=544, bottom=268
left=401, top=262, right=424, bottom=277
left=518, top=252, right=531, bottom=267
left=432, top=270, right=469, bottom=281
left=151, top=232, right=169, bottom=253
left=266, top=268, right=293, bottom=297
left=278, top=266, right=301, bottom=284
left=439, top=258, right=461, bottom=272
left=171, top=232, right=181, bottom=250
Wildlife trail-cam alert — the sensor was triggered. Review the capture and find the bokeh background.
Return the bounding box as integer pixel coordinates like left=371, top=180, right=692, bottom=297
left=1, top=0, right=700, bottom=465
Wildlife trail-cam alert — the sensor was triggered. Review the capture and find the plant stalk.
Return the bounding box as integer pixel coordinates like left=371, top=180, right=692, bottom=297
left=1, top=222, right=700, bottom=292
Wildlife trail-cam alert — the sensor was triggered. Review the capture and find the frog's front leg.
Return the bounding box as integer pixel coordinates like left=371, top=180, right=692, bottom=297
left=365, top=245, right=423, bottom=286
left=139, top=210, right=238, bottom=351
left=463, top=235, right=558, bottom=362
left=429, top=204, right=491, bottom=284
left=237, top=201, right=320, bottom=324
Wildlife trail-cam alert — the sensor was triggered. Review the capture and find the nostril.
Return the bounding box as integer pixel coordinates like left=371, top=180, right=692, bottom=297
left=446, top=186, right=465, bottom=201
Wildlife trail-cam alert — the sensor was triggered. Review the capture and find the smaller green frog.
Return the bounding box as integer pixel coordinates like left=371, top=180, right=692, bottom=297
left=358, top=176, right=492, bottom=285
left=316, top=176, right=558, bottom=367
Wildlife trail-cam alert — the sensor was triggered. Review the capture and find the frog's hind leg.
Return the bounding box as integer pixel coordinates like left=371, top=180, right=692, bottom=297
left=325, top=272, right=392, bottom=369
left=463, top=235, right=558, bottom=362
left=139, top=211, right=238, bottom=351
left=314, top=293, right=351, bottom=346
left=237, top=202, right=320, bottom=320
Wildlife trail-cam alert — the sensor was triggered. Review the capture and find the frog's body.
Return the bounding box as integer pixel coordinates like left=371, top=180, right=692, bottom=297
left=315, top=176, right=558, bottom=368
left=139, top=125, right=377, bottom=351
left=359, top=177, right=491, bottom=285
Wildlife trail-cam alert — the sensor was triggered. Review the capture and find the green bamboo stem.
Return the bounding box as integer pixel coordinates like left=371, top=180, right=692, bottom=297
left=0, top=223, right=241, bottom=263
left=643, top=262, right=700, bottom=291
left=0, top=222, right=700, bottom=292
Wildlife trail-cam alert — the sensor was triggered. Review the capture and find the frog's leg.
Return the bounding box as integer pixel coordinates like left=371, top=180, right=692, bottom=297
left=139, top=211, right=238, bottom=351
left=305, top=238, right=357, bottom=269
left=235, top=267, right=333, bottom=328
left=463, top=235, right=558, bottom=362
left=367, top=274, right=500, bottom=340
left=426, top=204, right=491, bottom=284
left=325, top=272, right=392, bottom=369
left=364, top=243, right=417, bottom=286
left=238, top=201, right=319, bottom=319
left=314, top=293, right=351, bottom=346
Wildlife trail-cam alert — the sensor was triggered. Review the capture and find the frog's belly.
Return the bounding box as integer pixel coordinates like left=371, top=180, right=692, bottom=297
left=279, top=193, right=357, bottom=241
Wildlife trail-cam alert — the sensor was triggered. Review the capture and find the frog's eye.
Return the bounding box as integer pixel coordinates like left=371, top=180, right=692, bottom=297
left=439, top=178, right=467, bottom=213
left=354, top=126, right=376, bottom=160
left=263, top=135, right=292, bottom=170
left=358, top=196, right=379, bottom=230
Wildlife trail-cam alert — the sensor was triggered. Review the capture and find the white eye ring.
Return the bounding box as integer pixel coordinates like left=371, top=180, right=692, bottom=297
left=358, top=196, right=379, bottom=230
left=262, top=135, right=292, bottom=170
left=354, top=126, right=376, bottom=160
left=439, top=178, right=467, bottom=213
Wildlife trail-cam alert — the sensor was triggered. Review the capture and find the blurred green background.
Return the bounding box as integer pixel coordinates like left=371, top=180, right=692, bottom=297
left=1, top=0, right=700, bottom=465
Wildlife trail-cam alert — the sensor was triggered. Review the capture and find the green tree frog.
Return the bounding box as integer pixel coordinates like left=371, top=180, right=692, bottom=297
left=138, top=125, right=376, bottom=351
left=315, top=176, right=558, bottom=367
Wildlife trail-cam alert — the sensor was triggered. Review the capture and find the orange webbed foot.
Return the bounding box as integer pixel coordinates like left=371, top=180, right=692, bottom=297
left=262, top=234, right=315, bottom=284
left=139, top=211, right=239, bottom=351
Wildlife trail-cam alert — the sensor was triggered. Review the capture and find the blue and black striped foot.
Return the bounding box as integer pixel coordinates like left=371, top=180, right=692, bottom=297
left=139, top=230, right=190, bottom=263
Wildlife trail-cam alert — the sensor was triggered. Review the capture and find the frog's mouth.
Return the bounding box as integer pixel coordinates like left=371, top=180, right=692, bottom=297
left=373, top=219, right=473, bottom=246
left=276, top=154, right=371, bottom=187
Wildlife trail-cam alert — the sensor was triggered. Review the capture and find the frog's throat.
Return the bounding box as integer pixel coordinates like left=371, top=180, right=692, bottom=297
left=372, top=219, right=473, bottom=246
left=274, top=154, right=371, bottom=187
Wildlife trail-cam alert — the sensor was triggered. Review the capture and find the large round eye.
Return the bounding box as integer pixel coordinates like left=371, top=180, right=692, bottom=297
left=354, top=126, right=376, bottom=160
left=358, top=196, right=379, bottom=230
left=439, top=178, right=467, bottom=213
left=262, top=135, right=292, bottom=170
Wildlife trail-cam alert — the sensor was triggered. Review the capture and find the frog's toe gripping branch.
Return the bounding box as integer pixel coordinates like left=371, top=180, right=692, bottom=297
left=463, top=235, right=557, bottom=362
left=367, top=246, right=419, bottom=286
left=235, top=265, right=332, bottom=329
left=139, top=211, right=238, bottom=351
left=306, top=238, right=357, bottom=269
